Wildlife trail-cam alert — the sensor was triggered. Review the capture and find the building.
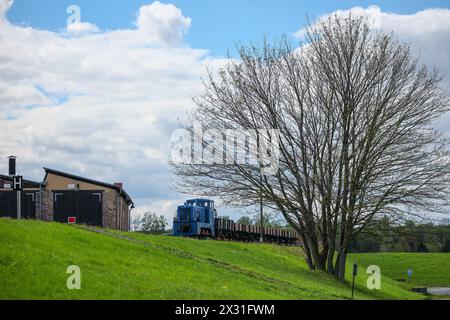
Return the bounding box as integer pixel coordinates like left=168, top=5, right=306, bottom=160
left=0, top=176, right=42, bottom=220
left=0, top=157, right=134, bottom=231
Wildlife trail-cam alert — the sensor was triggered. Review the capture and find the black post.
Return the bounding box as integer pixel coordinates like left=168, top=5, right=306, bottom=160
left=259, top=165, right=263, bottom=243
left=352, top=262, right=358, bottom=299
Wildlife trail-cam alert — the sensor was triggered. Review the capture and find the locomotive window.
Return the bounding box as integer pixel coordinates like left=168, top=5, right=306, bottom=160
left=179, top=208, right=191, bottom=221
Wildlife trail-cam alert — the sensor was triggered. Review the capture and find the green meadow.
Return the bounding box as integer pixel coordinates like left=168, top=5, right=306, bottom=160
left=1, top=219, right=448, bottom=300
left=351, top=252, right=450, bottom=287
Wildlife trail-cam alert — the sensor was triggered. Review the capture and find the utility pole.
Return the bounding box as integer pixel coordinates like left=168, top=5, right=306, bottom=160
left=257, top=131, right=264, bottom=244
left=259, top=163, right=264, bottom=243
left=17, top=189, right=21, bottom=219
left=13, top=176, right=23, bottom=220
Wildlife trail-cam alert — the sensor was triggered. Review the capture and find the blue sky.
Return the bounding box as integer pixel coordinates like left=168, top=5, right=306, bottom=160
left=7, top=0, right=450, bottom=56
left=1, top=0, right=450, bottom=220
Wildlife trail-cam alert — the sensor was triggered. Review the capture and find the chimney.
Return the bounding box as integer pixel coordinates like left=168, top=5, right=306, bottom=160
left=114, top=182, right=123, bottom=190
left=8, top=156, right=17, bottom=177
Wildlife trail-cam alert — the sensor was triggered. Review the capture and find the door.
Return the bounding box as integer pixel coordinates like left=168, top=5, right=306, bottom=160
left=0, top=191, right=16, bottom=218
left=0, top=191, right=36, bottom=219
left=53, top=191, right=103, bottom=226
left=78, top=191, right=102, bottom=226
left=53, top=191, right=77, bottom=223
left=22, top=193, right=36, bottom=219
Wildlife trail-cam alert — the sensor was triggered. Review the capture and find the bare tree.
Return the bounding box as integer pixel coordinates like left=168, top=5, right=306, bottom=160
left=171, top=15, right=450, bottom=280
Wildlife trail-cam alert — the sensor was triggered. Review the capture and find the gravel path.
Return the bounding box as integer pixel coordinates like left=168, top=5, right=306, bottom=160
left=427, top=287, right=450, bottom=295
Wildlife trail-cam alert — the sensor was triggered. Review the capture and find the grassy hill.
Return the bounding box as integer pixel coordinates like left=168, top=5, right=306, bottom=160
left=0, top=219, right=447, bottom=300
left=351, top=252, right=450, bottom=287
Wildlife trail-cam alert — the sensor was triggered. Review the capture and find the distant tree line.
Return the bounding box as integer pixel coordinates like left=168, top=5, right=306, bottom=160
left=349, top=218, right=450, bottom=253
left=131, top=212, right=169, bottom=234
left=234, top=212, right=294, bottom=230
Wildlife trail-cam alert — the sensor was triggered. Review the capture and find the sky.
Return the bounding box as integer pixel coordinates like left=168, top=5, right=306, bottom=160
left=1, top=0, right=450, bottom=221
left=6, top=0, right=450, bottom=56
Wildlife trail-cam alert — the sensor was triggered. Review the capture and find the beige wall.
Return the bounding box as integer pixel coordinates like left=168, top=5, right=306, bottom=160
left=45, top=173, right=110, bottom=191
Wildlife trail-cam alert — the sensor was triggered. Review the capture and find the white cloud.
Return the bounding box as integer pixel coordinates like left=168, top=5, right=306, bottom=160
left=66, top=22, right=101, bottom=35
left=294, top=6, right=450, bottom=132
left=0, top=0, right=12, bottom=19
left=0, top=0, right=227, bottom=216
left=135, top=1, right=192, bottom=45
left=295, top=6, right=450, bottom=39
left=0, top=83, right=53, bottom=110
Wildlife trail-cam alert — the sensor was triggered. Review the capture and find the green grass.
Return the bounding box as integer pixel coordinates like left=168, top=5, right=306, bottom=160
left=0, top=219, right=438, bottom=300
left=350, top=252, right=450, bottom=287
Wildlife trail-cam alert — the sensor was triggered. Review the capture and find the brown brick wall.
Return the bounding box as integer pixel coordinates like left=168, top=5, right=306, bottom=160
left=102, top=188, right=116, bottom=229
left=117, top=196, right=130, bottom=231
left=41, top=190, right=54, bottom=221
left=101, top=189, right=130, bottom=231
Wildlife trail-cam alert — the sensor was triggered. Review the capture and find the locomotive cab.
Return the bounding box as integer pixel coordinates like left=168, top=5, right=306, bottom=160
left=173, top=199, right=216, bottom=237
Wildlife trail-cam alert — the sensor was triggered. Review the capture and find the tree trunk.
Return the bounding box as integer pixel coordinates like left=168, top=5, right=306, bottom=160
left=326, top=238, right=336, bottom=274
left=334, top=249, right=347, bottom=280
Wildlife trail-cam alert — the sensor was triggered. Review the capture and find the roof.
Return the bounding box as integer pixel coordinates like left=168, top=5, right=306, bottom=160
left=43, top=168, right=134, bottom=207
left=0, top=174, right=43, bottom=188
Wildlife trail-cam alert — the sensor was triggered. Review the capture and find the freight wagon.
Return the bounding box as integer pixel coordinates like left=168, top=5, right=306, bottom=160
left=173, top=199, right=298, bottom=245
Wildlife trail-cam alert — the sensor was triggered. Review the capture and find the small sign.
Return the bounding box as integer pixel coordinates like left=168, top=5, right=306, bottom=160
left=407, top=268, right=413, bottom=282
left=353, top=263, right=358, bottom=276
left=68, top=217, right=77, bottom=224
left=3, top=183, right=11, bottom=189
left=13, top=176, right=23, bottom=191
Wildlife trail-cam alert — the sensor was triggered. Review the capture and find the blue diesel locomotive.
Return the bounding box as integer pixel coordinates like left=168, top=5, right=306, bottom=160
left=173, top=199, right=217, bottom=237
left=173, top=199, right=298, bottom=244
